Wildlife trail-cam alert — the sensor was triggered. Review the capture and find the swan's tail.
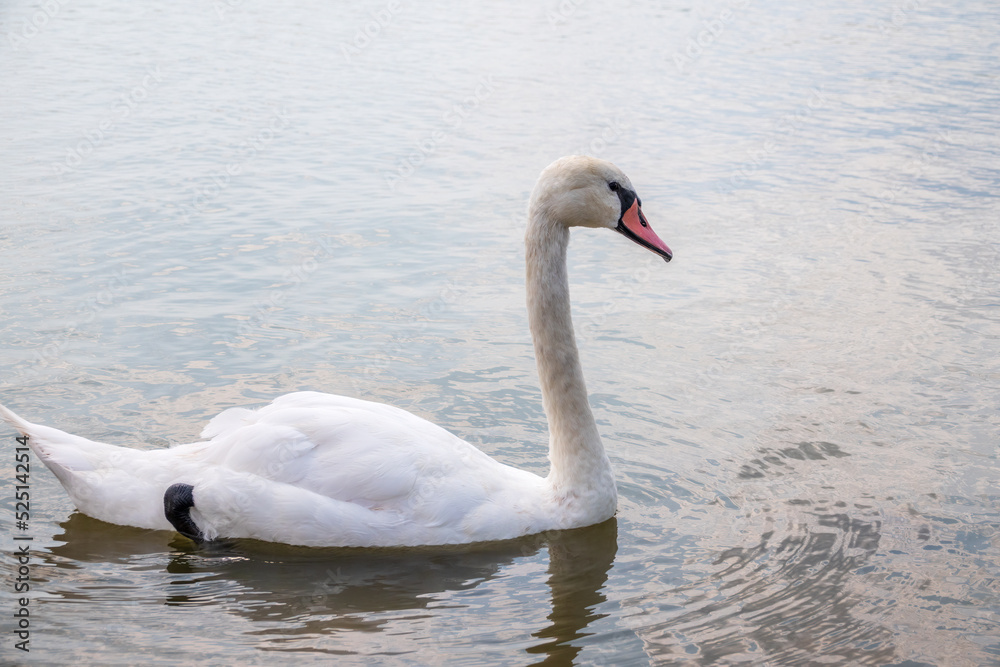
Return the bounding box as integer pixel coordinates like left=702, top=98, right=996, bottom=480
left=0, top=402, right=120, bottom=488
left=1, top=403, right=182, bottom=532
left=0, top=403, right=31, bottom=437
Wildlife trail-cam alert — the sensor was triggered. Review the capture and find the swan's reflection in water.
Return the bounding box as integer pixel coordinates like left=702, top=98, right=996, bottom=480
left=527, top=519, right=618, bottom=664
left=50, top=513, right=619, bottom=663
left=44, top=490, right=976, bottom=665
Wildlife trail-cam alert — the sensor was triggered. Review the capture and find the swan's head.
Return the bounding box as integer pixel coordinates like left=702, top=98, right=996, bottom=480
left=529, top=155, right=672, bottom=262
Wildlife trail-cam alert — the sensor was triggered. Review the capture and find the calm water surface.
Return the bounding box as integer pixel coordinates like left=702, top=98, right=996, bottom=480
left=1, top=0, right=998, bottom=664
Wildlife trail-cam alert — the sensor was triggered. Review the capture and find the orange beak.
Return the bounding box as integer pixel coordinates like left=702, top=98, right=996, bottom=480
left=615, top=198, right=672, bottom=262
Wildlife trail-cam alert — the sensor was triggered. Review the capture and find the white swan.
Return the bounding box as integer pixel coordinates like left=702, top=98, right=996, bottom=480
left=0, top=156, right=672, bottom=548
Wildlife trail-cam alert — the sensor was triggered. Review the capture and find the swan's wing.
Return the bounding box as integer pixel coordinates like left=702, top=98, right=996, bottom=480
left=200, top=391, right=510, bottom=512
left=200, top=407, right=256, bottom=440
left=178, top=392, right=551, bottom=545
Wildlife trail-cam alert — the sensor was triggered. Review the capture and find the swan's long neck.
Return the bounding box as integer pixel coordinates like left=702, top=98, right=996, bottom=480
left=526, top=212, right=614, bottom=502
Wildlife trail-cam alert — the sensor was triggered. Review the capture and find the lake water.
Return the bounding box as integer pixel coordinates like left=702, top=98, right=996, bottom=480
left=1, top=0, right=998, bottom=664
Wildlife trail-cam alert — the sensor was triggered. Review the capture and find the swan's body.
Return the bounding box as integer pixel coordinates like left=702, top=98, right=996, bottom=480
left=0, top=156, right=672, bottom=547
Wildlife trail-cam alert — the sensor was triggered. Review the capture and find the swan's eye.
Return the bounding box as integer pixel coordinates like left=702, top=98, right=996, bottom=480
left=608, top=181, right=620, bottom=192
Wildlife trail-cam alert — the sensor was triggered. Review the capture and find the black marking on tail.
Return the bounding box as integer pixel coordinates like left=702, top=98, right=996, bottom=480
left=163, top=483, right=204, bottom=542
